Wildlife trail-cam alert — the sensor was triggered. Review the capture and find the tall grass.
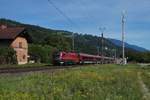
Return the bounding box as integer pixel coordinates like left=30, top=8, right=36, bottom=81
left=141, top=68, right=150, bottom=90
left=0, top=64, right=146, bottom=100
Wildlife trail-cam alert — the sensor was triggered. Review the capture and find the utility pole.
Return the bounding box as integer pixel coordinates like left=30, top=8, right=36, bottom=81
left=112, top=48, right=117, bottom=59
left=99, top=27, right=106, bottom=64
left=97, top=46, right=100, bottom=55
left=122, top=12, right=126, bottom=65
left=101, top=32, right=104, bottom=64
left=114, top=49, right=117, bottom=59
left=72, top=33, right=75, bottom=51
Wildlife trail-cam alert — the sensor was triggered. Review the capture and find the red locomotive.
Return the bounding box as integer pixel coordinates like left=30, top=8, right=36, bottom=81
left=52, top=51, right=115, bottom=65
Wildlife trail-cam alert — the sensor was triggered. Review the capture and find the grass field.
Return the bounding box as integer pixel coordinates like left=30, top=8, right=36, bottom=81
left=0, top=64, right=149, bottom=100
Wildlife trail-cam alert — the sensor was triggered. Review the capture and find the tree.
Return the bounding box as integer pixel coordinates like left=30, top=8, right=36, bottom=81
left=43, top=34, right=71, bottom=51
left=29, top=44, right=57, bottom=63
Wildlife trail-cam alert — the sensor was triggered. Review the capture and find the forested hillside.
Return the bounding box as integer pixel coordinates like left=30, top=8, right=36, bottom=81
left=0, top=18, right=149, bottom=63
left=0, top=18, right=120, bottom=55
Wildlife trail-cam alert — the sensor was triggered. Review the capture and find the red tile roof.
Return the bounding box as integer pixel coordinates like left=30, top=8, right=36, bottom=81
left=0, top=27, right=25, bottom=39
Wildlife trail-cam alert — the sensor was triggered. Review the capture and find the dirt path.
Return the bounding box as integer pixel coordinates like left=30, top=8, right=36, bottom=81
left=138, top=72, right=150, bottom=100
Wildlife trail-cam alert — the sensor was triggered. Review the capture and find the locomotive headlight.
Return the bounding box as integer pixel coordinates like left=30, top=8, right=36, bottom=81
left=60, top=62, right=64, bottom=64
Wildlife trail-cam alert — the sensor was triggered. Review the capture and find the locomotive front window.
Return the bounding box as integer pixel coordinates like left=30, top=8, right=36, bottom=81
left=53, top=52, right=60, bottom=59
left=55, top=54, right=60, bottom=57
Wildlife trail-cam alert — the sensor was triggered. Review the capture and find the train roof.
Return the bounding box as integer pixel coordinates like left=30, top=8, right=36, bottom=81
left=79, top=53, right=102, bottom=58
left=59, top=51, right=114, bottom=59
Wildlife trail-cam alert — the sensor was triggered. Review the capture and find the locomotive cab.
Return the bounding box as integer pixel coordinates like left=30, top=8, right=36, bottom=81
left=52, top=51, right=80, bottom=65
left=52, top=52, right=62, bottom=65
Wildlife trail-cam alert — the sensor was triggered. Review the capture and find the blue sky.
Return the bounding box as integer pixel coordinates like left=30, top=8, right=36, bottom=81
left=0, top=0, right=150, bottom=50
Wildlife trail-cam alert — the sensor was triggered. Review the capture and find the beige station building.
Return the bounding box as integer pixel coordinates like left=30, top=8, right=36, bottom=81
left=0, top=25, right=31, bottom=64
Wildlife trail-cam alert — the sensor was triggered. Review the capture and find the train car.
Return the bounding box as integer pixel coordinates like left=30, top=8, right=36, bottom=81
left=79, top=53, right=102, bottom=64
left=103, top=56, right=115, bottom=64
left=52, top=51, right=115, bottom=65
left=52, top=52, right=80, bottom=65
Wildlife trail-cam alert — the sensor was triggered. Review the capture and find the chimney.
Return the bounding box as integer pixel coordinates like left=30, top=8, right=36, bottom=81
left=0, top=25, right=7, bottom=29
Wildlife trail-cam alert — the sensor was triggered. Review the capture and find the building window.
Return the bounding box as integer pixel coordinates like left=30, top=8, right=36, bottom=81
left=19, top=42, right=22, bottom=48
left=23, top=55, right=26, bottom=60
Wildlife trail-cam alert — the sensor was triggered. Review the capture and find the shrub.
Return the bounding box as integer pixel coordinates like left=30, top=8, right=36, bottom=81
left=0, top=47, right=17, bottom=64
left=29, top=44, right=57, bottom=63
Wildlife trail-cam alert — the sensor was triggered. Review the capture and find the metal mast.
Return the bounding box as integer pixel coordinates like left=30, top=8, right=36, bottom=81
left=101, top=33, right=104, bottom=58
left=99, top=27, right=106, bottom=64
left=72, top=33, right=75, bottom=51
left=122, top=12, right=125, bottom=65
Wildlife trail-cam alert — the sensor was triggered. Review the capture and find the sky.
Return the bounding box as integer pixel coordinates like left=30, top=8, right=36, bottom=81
left=0, top=0, right=150, bottom=50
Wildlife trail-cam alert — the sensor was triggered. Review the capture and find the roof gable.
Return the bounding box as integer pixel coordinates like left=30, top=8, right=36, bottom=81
left=0, top=27, right=25, bottom=39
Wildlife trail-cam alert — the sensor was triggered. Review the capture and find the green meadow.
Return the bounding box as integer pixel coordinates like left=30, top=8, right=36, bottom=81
left=0, top=64, right=149, bottom=100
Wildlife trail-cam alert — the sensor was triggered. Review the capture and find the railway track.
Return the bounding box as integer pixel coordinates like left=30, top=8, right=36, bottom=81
left=0, top=65, right=76, bottom=74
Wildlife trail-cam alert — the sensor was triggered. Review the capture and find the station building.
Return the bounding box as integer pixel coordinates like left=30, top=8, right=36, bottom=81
left=0, top=25, right=31, bottom=64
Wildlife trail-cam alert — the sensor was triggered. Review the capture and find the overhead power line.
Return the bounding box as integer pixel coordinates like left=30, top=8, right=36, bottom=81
left=47, top=0, right=81, bottom=51
left=47, top=0, right=80, bottom=30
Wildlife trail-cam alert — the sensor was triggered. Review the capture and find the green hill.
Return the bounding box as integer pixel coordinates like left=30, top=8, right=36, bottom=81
left=0, top=19, right=120, bottom=55
left=0, top=18, right=149, bottom=63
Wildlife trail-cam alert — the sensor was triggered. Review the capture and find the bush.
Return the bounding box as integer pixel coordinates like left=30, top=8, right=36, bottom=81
left=0, top=47, right=17, bottom=64
left=126, top=51, right=150, bottom=63
left=29, top=44, right=57, bottom=63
